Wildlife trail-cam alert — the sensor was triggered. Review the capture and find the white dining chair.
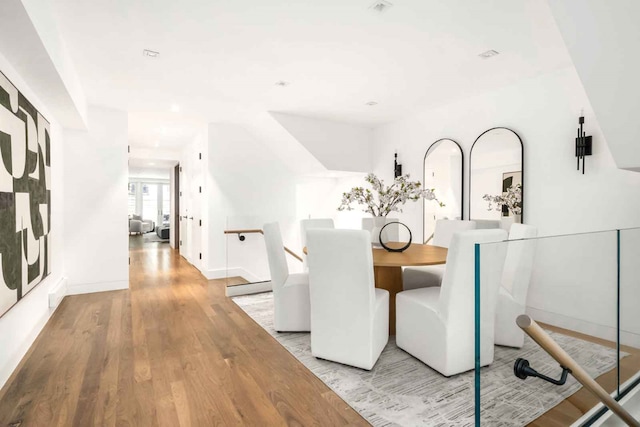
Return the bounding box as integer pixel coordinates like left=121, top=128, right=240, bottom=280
left=495, top=223, right=538, bottom=348
left=403, top=219, right=477, bottom=291
left=396, top=229, right=508, bottom=377
left=263, top=222, right=310, bottom=332
left=306, top=229, right=389, bottom=370
left=300, top=218, right=334, bottom=270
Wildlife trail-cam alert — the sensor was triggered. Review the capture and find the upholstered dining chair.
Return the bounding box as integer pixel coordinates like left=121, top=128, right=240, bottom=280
left=300, top=218, right=334, bottom=269
left=306, top=229, right=389, bottom=370
left=494, top=224, right=538, bottom=348
left=263, top=222, right=310, bottom=332
left=403, top=219, right=477, bottom=291
left=396, top=229, right=508, bottom=377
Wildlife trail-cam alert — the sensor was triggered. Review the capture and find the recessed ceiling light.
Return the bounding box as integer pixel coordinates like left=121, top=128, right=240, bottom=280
left=170, top=104, right=180, bottom=113
left=154, top=141, right=160, bottom=147
left=369, top=0, right=393, bottom=13
left=479, top=49, right=500, bottom=59
left=275, top=81, right=291, bottom=87
left=365, top=101, right=378, bottom=106
left=149, top=162, right=156, bottom=166
left=143, top=49, right=160, bottom=58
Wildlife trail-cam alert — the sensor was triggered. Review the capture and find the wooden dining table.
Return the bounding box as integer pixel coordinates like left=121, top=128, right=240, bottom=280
left=304, top=242, right=448, bottom=334
left=372, top=243, right=448, bottom=334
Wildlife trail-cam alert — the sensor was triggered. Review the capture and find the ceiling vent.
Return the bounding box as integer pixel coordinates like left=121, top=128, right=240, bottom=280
left=143, top=49, right=160, bottom=58
left=369, top=0, right=393, bottom=13
left=478, top=50, right=500, bottom=59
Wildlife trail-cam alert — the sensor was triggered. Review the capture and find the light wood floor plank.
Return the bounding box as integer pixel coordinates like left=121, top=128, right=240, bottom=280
left=1, top=237, right=635, bottom=426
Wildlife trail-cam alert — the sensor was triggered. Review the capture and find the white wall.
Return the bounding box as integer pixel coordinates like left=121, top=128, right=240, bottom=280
left=271, top=112, right=373, bottom=173
left=128, top=166, right=171, bottom=180
left=20, top=0, right=88, bottom=127
left=205, top=123, right=298, bottom=279
left=549, top=0, right=640, bottom=172
left=63, top=106, right=129, bottom=295
left=373, top=66, right=640, bottom=237
left=0, top=0, right=86, bottom=129
left=0, top=51, right=65, bottom=389
left=372, top=65, right=640, bottom=343
left=203, top=123, right=367, bottom=281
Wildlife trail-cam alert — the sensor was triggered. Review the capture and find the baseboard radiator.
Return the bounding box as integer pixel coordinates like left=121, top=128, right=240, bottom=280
left=48, top=277, right=68, bottom=309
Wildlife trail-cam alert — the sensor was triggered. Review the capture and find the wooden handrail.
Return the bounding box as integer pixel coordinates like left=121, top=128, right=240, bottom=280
left=517, top=315, right=640, bottom=426
left=223, top=229, right=304, bottom=263
left=224, top=229, right=263, bottom=235
left=424, top=232, right=434, bottom=245
left=283, top=247, right=303, bottom=263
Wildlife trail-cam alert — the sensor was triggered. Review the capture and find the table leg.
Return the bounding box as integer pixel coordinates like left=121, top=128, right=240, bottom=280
left=374, top=266, right=403, bottom=335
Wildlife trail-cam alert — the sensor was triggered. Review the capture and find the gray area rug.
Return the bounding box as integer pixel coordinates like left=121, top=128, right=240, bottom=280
left=143, top=232, right=169, bottom=243
left=232, top=292, right=623, bottom=427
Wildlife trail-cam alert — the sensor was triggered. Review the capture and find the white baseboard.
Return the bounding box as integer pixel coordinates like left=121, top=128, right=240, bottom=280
left=570, top=371, right=640, bottom=426
left=66, top=279, right=129, bottom=295
left=526, top=306, right=640, bottom=348
left=0, top=310, right=50, bottom=390
left=204, top=267, right=262, bottom=283
left=226, top=281, right=272, bottom=297
left=48, top=276, right=67, bottom=308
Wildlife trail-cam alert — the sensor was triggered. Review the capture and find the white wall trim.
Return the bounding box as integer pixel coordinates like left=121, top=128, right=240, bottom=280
left=569, top=371, right=640, bottom=426
left=0, top=309, right=51, bottom=389
left=226, top=281, right=272, bottom=297
left=203, top=267, right=262, bottom=283
left=48, top=276, right=67, bottom=308
left=66, top=280, right=129, bottom=296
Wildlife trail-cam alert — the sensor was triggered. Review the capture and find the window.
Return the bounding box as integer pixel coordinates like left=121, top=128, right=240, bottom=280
left=128, top=180, right=170, bottom=224
left=142, top=183, right=158, bottom=221
left=162, top=184, right=170, bottom=224
left=128, top=183, right=137, bottom=216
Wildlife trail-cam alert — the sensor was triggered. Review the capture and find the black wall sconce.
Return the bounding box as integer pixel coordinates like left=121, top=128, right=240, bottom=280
left=576, top=113, right=592, bottom=174
left=394, top=152, right=402, bottom=178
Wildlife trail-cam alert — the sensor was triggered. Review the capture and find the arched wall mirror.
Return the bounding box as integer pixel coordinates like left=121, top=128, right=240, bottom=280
left=423, top=139, right=464, bottom=243
left=469, top=127, right=524, bottom=226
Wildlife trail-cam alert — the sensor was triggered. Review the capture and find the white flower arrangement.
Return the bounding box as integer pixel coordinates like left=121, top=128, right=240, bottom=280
left=483, top=184, right=522, bottom=216
left=338, top=173, right=444, bottom=217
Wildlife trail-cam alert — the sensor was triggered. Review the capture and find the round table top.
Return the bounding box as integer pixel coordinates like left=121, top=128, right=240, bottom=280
left=302, top=243, right=448, bottom=268
left=372, top=243, right=448, bottom=267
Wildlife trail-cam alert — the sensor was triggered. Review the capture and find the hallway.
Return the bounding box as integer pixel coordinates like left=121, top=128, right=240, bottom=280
left=0, top=238, right=365, bottom=426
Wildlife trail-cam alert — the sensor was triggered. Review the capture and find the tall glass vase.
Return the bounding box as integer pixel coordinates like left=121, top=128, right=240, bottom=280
left=371, top=216, right=389, bottom=247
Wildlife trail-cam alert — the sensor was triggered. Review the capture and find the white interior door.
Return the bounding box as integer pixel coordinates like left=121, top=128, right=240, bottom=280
left=179, top=166, right=190, bottom=259
left=190, top=151, right=202, bottom=270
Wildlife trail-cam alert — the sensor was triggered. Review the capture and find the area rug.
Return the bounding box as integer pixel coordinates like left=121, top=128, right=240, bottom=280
left=143, top=233, right=169, bottom=243
left=232, top=292, right=623, bottom=427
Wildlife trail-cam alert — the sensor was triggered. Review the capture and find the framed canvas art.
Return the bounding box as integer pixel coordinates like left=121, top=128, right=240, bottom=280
left=0, top=70, right=51, bottom=318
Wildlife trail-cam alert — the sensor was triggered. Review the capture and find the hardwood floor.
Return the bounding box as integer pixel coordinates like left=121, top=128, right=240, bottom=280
left=0, top=237, right=367, bottom=426
left=0, top=237, right=638, bottom=426
left=528, top=323, right=640, bottom=426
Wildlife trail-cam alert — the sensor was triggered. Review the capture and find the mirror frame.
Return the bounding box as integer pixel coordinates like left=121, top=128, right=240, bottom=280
left=469, top=127, right=524, bottom=223
left=422, top=138, right=464, bottom=244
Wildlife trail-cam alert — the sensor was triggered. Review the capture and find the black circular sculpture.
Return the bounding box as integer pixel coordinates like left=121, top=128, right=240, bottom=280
left=379, top=222, right=412, bottom=253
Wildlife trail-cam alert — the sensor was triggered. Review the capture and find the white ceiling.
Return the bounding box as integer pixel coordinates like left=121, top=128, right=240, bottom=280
left=49, top=0, right=573, bottom=148
left=127, top=111, right=203, bottom=149
left=129, top=158, right=177, bottom=171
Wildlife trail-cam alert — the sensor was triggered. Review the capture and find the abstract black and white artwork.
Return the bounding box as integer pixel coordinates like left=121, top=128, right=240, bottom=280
left=0, top=70, right=51, bottom=318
